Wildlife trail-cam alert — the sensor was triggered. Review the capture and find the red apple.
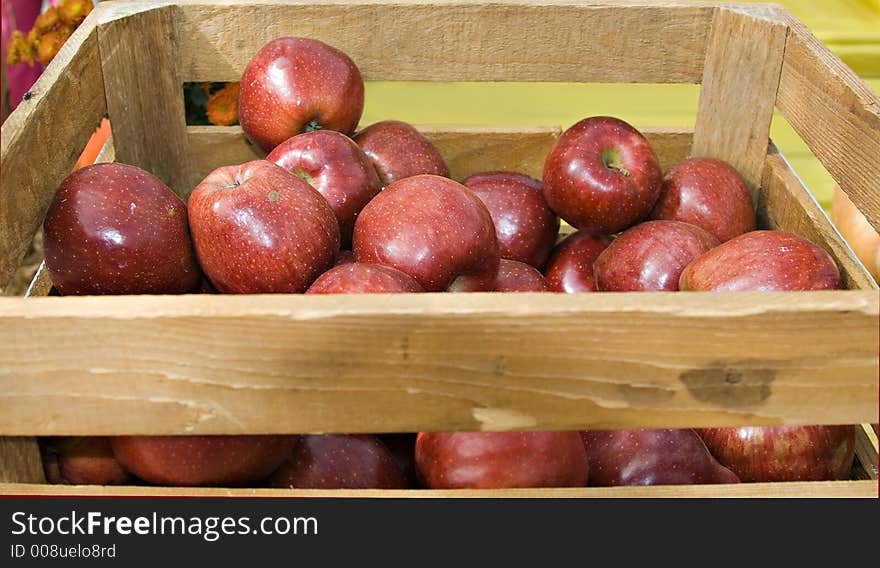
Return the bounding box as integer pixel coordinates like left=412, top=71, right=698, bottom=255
left=267, top=130, right=381, bottom=247
left=582, top=429, right=739, bottom=486
left=494, top=258, right=551, bottom=292
left=43, top=163, right=201, bottom=295
left=650, top=157, right=756, bottom=242
left=353, top=120, right=449, bottom=186
left=306, top=262, right=424, bottom=294
left=544, top=231, right=612, bottom=293
left=415, top=431, right=589, bottom=489
left=353, top=175, right=499, bottom=291
left=543, top=116, right=663, bottom=234
left=679, top=230, right=841, bottom=291
left=110, top=435, right=298, bottom=487
left=268, top=435, right=409, bottom=489
left=462, top=171, right=560, bottom=268
left=43, top=437, right=130, bottom=485
left=188, top=160, right=340, bottom=293
left=594, top=220, right=719, bottom=292
left=238, top=37, right=364, bottom=153
left=696, top=425, right=856, bottom=482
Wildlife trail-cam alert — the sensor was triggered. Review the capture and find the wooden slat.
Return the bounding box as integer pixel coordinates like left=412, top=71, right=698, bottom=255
left=185, top=125, right=694, bottom=186
left=0, top=439, right=45, bottom=484
left=853, top=423, right=879, bottom=480
left=0, top=480, right=875, bottom=498
left=98, top=5, right=192, bottom=196
left=692, top=7, right=787, bottom=198
left=0, top=292, right=875, bottom=436
left=176, top=0, right=714, bottom=83
left=0, top=17, right=106, bottom=294
left=774, top=7, right=880, bottom=234
left=759, top=148, right=877, bottom=292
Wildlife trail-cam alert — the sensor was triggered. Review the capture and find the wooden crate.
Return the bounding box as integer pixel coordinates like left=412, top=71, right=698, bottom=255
left=0, top=0, right=877, bottom=497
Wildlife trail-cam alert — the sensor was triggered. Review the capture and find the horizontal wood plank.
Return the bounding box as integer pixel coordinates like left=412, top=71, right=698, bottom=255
left=0, top=480, right=875, bottom=498
left=185, top=125, right=693, bottom=186
left=176, top=0, right=714, bottom=83
left=0, top=18, right=106, bottom=293
left=0, top=292, right=876, bottom=436
left=773, top=7, right=880, bottom=233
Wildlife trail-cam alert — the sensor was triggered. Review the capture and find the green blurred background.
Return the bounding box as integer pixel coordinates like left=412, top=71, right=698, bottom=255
left=359, top=0, right=880, bottom=213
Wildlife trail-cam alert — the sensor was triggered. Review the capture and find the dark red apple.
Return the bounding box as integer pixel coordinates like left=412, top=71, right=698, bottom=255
left=679, top=230, right=841, bottom=291
left=188, top=160, right=340, bottom=294
left=462, top=171, right=560, bottom=268
left=43, top=163, right=201, bottom=295
left=238, top=37, right=364, bottom=153
left=306, top=262, right=424, bottom=294
left=110, top=435, right=298, bottom=487
left=494, top=258, right=551, bottom=292
left=353, top=120, right=449, bottom=186
left=353, top=175, right=499, bottom=291
left=543, top=231, right=611, bottom=293
left=594, top=220, right=719, bottom=292
left=268, top=435, right=409, bottom=489
left=267, top=130, right=381, bottom=246
left=696, top=425, right=856, bottom=482
left=43, top=437, right=130, bottom=485
left=581, top=429, right=739, bottom=486
left=376, top=434, right=420, bottom=488
left=650, top=157, right=756, bottom=242
left=415, top=431, right=589, bottom=489
left=543, top=116, right=663, bottom=234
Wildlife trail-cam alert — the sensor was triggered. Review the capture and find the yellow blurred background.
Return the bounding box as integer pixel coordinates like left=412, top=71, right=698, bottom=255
left=360, top=0, right=880, bottom=213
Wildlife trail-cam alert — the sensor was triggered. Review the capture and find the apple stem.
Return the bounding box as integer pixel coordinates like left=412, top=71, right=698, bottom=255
left=602, top=148, right=631, bottom=177
left=305, top=119, right=323, bottom=132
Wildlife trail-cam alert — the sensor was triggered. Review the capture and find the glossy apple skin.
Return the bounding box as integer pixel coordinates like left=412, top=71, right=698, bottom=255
left=462, top=171, right=560, bottom=268
left=543, top=116, right=663, bottom=234
left=44, top=437, right=130, bottom=485
left=594, top=220, right=719, bottom=292
left=650, top=157, right=756, bottom=243
left=306, top=262, right=424, bottom=294
left=111, top=435, right=299, bottom=487
left=494, top=259, right=551, bottom=292
left=238, top=37, right=364, bottom=153
left=679, top=230, right=841, bottom=291
left=268, top=435, right=409, bottom=489
left=544, top=232, right=612, bottom=293
left=696, top=426, right=856, bottom=482
left=415, top=431, right=589, bottom=489
left=353, top=175, right=499, bottom=291
left=582, top=429, right=740, bottom=486
left=43, top=163, right=201, bottom=295
left=353, top=120, right=449, bottom=186
left=188, top=160, right=340, bottom=294
left=267, top=130, right=381, bottom=247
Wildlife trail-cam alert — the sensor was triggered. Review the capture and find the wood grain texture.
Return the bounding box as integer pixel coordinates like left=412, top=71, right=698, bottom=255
left=759, top=148, right=878, bottom=292
left=853, top=423, right=878, bottom=480
left=176, top=0, right=713, bottom=83
left=98, top=6, right=192, bottom=196
left=0, top=18, right=106, bottom=294
left=0, top=439, right=45, bottom=484
left=185, top=125, right=694, bottom=186
left=0, top=480, right=875, bottom=498
left=774, top=7, right=880, bottom=233
left=0, top=292, right=875, bottom=436
left=692, top=7, right=787, bottom=198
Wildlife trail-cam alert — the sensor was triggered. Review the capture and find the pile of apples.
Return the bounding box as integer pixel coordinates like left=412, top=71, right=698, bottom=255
left=39, top=37, right=856, bottom=489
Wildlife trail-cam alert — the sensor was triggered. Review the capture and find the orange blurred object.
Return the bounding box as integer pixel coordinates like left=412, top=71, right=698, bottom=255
left=73, top=118, right=112, bottom=170
left=59, top=0, right=93, bottom=26
left=830, top=185, right=880, bottom=282
left=205, top=82, right=240, bottom=126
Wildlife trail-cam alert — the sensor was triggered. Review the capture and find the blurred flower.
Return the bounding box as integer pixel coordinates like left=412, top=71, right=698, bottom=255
left=205, top=82, right=240, bottom=126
